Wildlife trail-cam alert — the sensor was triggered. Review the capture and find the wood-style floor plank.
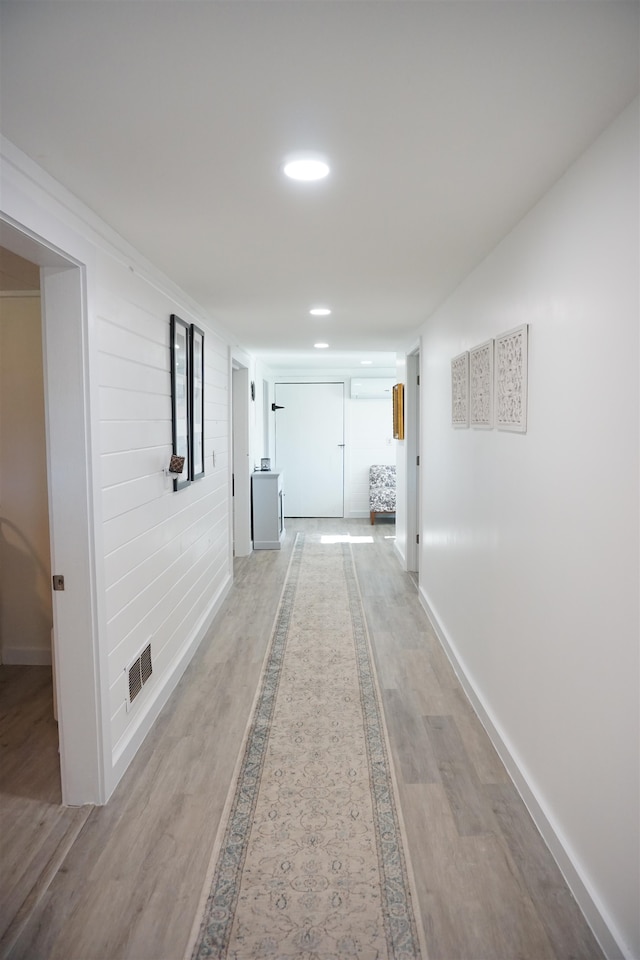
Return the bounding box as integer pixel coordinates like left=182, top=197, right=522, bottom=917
left=487, top=781, right=604, bottom=960
left=424, top=714, right=498, bottom=837
left=2, top=520, right=605, bottom=960
left=383, top=689, right=441, bottom=785
left=0, top=666, right=93, bottom=957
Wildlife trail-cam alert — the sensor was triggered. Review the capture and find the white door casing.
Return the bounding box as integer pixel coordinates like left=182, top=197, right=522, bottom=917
left=42, top=263, right=105, bottom=804
left=406, top=350, right=420, bottom=574
left=232, top=362, right=252, bottom=557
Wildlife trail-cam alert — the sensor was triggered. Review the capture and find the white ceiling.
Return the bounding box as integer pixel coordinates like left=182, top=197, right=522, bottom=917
left=1, top=1, right=638, bottom=371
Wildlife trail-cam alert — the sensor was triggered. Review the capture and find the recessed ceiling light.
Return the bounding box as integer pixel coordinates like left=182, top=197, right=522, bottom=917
left=310, top=307, right=331, bottom=316
left=314, top=342, right=329, bottom=349
left=283, top=156, right=330, bottom=181
left=361, top=360, right=373, bottom=365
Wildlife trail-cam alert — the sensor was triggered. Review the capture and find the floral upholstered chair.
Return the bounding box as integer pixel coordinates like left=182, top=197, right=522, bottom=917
left=369, top=464, right=397, bottom=524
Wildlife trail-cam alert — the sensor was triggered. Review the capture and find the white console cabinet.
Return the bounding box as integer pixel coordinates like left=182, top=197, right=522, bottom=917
left=252, top=471, right=285, bottom=550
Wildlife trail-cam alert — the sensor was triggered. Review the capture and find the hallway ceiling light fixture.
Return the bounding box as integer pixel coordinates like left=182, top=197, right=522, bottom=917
left=283, top=154, right=330, bottom=182
left=314, top=342, right=329, bottom=349
left=310, top=307, right=331, bottom=316
left=361, top=360, right=373, bottom=365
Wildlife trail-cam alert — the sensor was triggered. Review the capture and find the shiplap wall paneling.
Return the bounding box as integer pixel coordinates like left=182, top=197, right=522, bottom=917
left=95, top=255, right=231, bottom=755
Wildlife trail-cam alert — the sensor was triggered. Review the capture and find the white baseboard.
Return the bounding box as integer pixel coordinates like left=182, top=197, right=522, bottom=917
left=108, top=573, right=233, bottom=798
left=1, top=646, right=52, bottom=666
left=393, top=538, right=407, bottom=569
left=418, top=584, right=627, bottom=960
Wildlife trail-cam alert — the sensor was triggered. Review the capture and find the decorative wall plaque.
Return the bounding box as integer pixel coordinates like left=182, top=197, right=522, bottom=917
left=495, top=324, right=528, bottom=432
left=470, top=339, right=494, bottom=428
left=451, top=351, right=469, bottom=427
left=392, top=383, right=405, bottom=439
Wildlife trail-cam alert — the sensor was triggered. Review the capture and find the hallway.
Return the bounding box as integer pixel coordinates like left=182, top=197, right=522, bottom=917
left=2, top=520, right=603, bottom=960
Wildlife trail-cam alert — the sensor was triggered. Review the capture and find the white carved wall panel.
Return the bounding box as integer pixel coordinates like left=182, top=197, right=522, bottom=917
left=495, top=324, right=528, bottom=432
left=470, top=339, right=494, bottom=428
left=451, top=351, right=469, bottom=427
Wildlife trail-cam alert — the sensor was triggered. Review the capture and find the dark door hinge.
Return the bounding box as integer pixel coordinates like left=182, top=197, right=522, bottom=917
left=416, top=534, right=420, bottom=545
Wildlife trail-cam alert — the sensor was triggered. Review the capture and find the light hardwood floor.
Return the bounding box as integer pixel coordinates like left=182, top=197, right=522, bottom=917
left=1, top=519, right=604, bottom=960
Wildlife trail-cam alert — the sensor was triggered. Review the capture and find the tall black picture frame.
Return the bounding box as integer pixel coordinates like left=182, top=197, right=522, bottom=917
left=170, top=314, right=191, bottom=491
left=190, top=323, right=205, bottom=480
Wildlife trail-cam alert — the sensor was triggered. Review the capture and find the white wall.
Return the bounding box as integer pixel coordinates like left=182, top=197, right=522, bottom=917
left=0, top=294, right=53, bottom=664
left=417, top=101, right=639, bottom=959
left=345, top=398, right=395, bottom=518
left=249, top=357, right=270, bottom=473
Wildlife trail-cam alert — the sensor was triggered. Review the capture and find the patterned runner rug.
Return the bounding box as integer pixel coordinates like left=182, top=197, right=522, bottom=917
left=186, top=533, right=425, bottom=960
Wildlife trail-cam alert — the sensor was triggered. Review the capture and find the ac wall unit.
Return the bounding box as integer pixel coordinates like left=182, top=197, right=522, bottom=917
left=350, top=378, right=395, bottom=400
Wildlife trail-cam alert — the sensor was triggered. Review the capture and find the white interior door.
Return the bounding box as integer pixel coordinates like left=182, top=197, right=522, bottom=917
left=274, top=382, right=344, bottom=517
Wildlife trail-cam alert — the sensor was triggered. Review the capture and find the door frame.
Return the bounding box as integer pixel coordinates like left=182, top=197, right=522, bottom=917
left=405, top=348, right=421, bottom=574
left=231, top=353, right=252, bottom=556
left=1, top=216, right=105, bottom=805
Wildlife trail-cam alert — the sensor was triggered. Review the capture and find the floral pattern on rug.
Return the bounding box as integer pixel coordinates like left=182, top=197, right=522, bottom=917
left=189, top=535, right=423, bottom=960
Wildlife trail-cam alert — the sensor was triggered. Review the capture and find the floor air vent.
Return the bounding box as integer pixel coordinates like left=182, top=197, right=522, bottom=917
left=126, top=642, right=153, bottom=710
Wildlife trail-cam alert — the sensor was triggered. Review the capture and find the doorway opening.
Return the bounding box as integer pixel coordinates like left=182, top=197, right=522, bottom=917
left=0, top=245, right=60, bottom=799
left=0, top=219, right=103, bottom=806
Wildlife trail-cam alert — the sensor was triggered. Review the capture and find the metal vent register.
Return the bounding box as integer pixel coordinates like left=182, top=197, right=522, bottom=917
left=126, top=642, right=153, bottom=709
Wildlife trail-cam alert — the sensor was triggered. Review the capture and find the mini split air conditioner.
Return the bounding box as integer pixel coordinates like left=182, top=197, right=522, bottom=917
left=349, top=378, right=395, bottom=400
